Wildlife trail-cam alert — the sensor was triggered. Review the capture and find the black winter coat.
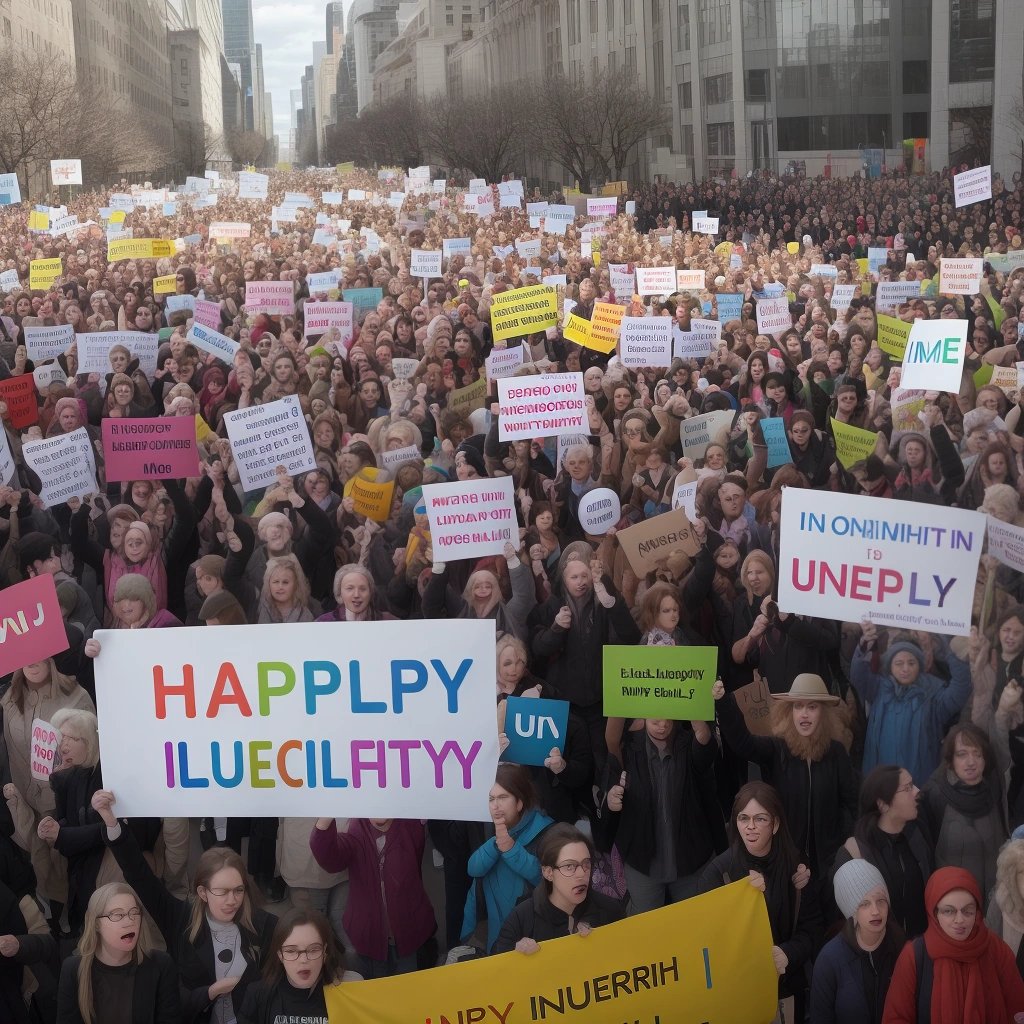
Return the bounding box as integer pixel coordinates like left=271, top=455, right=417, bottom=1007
left=493, top=883, right=625, bottom=953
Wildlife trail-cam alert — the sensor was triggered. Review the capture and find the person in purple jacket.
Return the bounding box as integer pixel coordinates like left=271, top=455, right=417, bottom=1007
left=309, top=817, right=435, bottom=978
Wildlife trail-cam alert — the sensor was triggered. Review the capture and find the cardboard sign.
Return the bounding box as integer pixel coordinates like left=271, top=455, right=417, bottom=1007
left=831, top=418, right=878, bottom=469
left=29, top=258, right=62, bottom=289
left=50, top=159, right=82, bottom=185
left=586, top=197, right=618, bottom=219
left=0, top=574, right=69, bottom=676
left=954, top=165, right=992, bottom=208
left=868, top=248, right=888, bottom=274
left=192, top=298, right=222, bottom=330
left=165, top=295, right=195, bottom=315
left=590, top=302, right=626, bottom=351
left=442, top=237, right=472, bottom=258
left=501, top=696, right=569, bottom=766
left=761, top=417, right=792, bottom=468
left=733, top=672, right=773, bottom=736
left=24, top=324, right=74, bottom=363
left=679, top=410, right=733, bottom=459
left=186, top=323, right=239, bottom=363
left=635, top=266, right=676, bottom=296
left=0, top=172, right=23, bottom=206
left=30, top=718, right=61, bottom=782
left=102, top=417, right=200, bottom=482
left=692, top=216, right=719, bottom=235
left=22, top=427, right=97, bottom=507
left=497, top=373, right=586, bottom=441
left=304, top=301, right=353, bottom=338
left=619, top=317, right=673, bottom=367
left=485, top=345, right=525, bottom=380
left=379, top=444, right=421, bottom=474
left=676, top=269, right=705, bottom=293
left=0, top=375, right=38, bottom=428
left=609, top=264, right=635, bottom=296
left=153, top=275, right=176, bottom=295
left=307, top=270, right=340, bottom=294
left=107, top=238, right=173, bottom=261
left=410, top=249, right=443, bottom=278
left=810, top=264, right=838, bottom=279
left=94, top=620, right=500, bottom=818
left=209, top=222, right=251, bottom=239
left=344, top=468, right=395, bottom=523
left=829, top=284, right=857, bottom=313
left=224, top=395, right=316, bottom=491
left=245, top=281, right=295, bottom=315
left=939, top=258, right=982, bottom=296
left=490, top=285, right=559, bottom=342
left=616, top=507, right=700, bottom=577
left=447, top=376, right=487, bottom=416
left=716, top=293, right=743, bottom=323
left=900, top=319, right=968, bottom=392
left=603, top=645, right=717, bottom=721
left=755, top=296, right=791, bottom=337
left=422, top=476, right=516, bottom=560
left=876, top=314, right=912, bottom=361
left=777, top=487, right=984, bottom=635
left=578, top=488, right=621, bottom=535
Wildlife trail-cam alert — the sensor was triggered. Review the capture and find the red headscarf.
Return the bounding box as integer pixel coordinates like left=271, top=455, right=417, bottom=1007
left=923, top=867, right=1021, bottom=1024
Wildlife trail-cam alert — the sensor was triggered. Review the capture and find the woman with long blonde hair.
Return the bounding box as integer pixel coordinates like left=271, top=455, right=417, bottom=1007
left=56, top=882, right=179, bottom=1024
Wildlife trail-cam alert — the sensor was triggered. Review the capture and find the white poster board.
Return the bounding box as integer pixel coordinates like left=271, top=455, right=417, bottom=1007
left=422, top=477, right=516, bottom=560
left=224, top=395, right=316, bottom=491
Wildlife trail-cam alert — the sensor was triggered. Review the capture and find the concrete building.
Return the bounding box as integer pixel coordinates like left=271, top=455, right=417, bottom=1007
left=315, top=49, right=341, bottom=163
left=221, top=0, right=260, bottom=132
left=326, top=0, right=345, bottom=53
left=222, top=57, right=244, bottom=136
left=2, top=0, right=75, bottom=61
left=253, top=41, right=266, bottom=138
left=289, top=88, right=302, bottom=159
left=348, top=0, right=409, bottom=113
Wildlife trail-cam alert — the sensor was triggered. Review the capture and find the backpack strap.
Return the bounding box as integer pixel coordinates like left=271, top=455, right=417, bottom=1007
left=844, top=836, right=861, bottom=859
left=914, top=936, right=933, bottom=1024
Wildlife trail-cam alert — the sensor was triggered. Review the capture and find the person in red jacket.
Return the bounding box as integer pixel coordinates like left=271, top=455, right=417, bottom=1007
left=882, top=865, right=1024, bottom=1024
left=309, top=818, right=436, bottom=979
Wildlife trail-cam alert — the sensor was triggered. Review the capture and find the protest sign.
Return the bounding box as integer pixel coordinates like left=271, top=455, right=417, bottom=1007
left=755, top=295, right=792, bottom=336
left=422, top=477, right=516, bottom=560
left=490, top=285, right=558, bottom=342
left=77, top=331, right=159, bottom=377
left=0, top=574, right=68, bottom=677
left=447, top=376, right=487, bottom=416
left=497, top=373, right=586, bottom=442
left=0, top=172, right=22, bottom=205
left=734, top=672, right=774, bottom=734
left=900, top=319, right=968, bottom=391
left=32, top=362, right=67, bottom=393
left=342, top=287, right=383, bottom=320
left=238, top=171, right=269, bottom=200
left=515, top=238, right=541, bottom=260
left=153, top=275, right=176, bottom=295
left=29, top=258, right=62, bottom=289
left=761, top=417, right=792, bottom=468
left=22, top=428, right=97, bottom=507
left=327, top=879, right=776, bottom=1024
left=186, top=323, right=239, bottom=363
left=578, top=488, right=621, bottom=535
left=692, top=215, right=719, bottom=235
left=876, top=314, right=912, bottom=361
left=379, top=445, right=421, bottom=474
left=245, top=281, right=295, bottom=315
left=344, top=468, right=395, bottom=522
left=608, top=264, right=634, bottom=295
left=676, top=269, right=705, bottom=293
left=810, top=263, right=838, bottom=278
left=410, top=249, right=442, bottom=278
left=485, top=345, right=525, bottom=380
left=0, top=376, right=38, bottom=428
left=442, top=237, right=471, bottom=258
left=102, top=418, right=199, bottom=482
left=777, top=488, right=984, bottom=634
left=619, top=317, right=672, bottom=367
left=304, top=301, right=353, bottom=338
left=603, top=646, right=717, bottom=720
left=939, top=258, right=983, bottom=295
left=716, top=293, right=743, bottom=323
left=28, top=210, right=49, bottom=231
left=954, top=165, right=992, bottom=208
left=562, top=313, right=603, bottom=353
left=30, top=718, right=61, bottom=782
left=191, top=298, right=222, bottom=330
left=673, top=320, right=719, bottom=360
left=307, top=270, right=341, bottom=294
left=590, top=302, right=625, bottom=352
left=586, top=197, right=618, bottom=218
left=501, top=697, right=569, bottom=766
left=107, top=238, right=173, bottom=261
left=24, top=324, right=74, bottom=363
left=50, top=159, right=82, bottom=185
left=831, top=418, right=879, bottom=469
left=634, top=266, right=676, bottom=296
left=209, top=222, right=251, bottom=240
left=0, top=269, right=19, bottom=290
left=224, top=395, right=316, bottom=491
left=986, top=516, right=1024, bottom=574
left=679, top=409, right=733, bottom=459
left=165, top=294, right=195, bottom=316
left=868, top=247, right=888, bottom=274
left=321, top=192, right=345, bottom=205
left=616, top=507, right=700, bottom=577
left=876, top=281, right=920, bottom=314
left=94, top=620, right=499, bottom=818
left=890, top=388, right=928, bottom=432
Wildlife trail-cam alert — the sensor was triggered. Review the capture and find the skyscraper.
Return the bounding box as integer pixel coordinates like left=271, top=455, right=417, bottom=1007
left=221, top=0, right=258, bottom=132
left=326, top=1, right=345, bottom=53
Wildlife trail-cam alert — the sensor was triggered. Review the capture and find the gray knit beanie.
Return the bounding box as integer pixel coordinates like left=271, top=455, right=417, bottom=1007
left=833, top=859, right=888, bottom=920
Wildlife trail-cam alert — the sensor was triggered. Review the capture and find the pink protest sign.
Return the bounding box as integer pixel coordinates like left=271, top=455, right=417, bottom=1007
left=30, top=718, right=61, bottom=781
left=0, top=574, right=68, bottom=676
left=102, top=417, right=200, bottom=482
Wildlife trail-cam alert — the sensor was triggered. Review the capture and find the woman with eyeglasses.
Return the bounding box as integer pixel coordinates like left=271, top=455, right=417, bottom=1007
left=882, top=866, right=1024, bottom=1024
left=90, top=790, right=276, bottom=1024
left=238, top=908, right=358, bottom=1024
left=493, top=824, right=624, bottom=954
left=56, top=882, right=180, bottom=1024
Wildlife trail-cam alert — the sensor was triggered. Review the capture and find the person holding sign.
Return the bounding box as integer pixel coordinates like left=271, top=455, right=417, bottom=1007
left=492, top=824, right=624, bottom=954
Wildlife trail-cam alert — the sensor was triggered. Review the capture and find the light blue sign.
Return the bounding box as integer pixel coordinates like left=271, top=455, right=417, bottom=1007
left=344, top=287, right=384, bottom=320
left=868, top=247, right=888, bottom=273
left=761, top=417, right=792, bottom=468
left=502, top=696, right=569, bottom=767
left=716, top=293, right=743, bottom=323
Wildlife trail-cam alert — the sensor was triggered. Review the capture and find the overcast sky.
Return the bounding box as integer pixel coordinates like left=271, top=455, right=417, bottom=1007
left=253, top=0, right=341, bottom=148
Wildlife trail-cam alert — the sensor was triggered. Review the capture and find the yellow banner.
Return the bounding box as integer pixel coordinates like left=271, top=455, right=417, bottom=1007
left=153, top=274, right=176, bottom=295
left=447, top=375, right=487, bottom=415
left=602, top=180, right=628, bottom=196
left=28, top=211, right=49, bottom=231
left=563, top=312, right=597, bottom=350
left=29, top=258, right=62, bottom=289
left=107, top=238, right=174, bottom=261
left=856, top=258, right=869, bottom=278
left=876, top=314, right=911, bottom=361
left=490, top=284, right=559, bottom=342
left=343, top=468, right=395, bottom=522
left=326, top=881, right=776, bottom=1024
left=337, top=161, right=355, bottom=174
left=590, top=302, right=625, bottom=353
left=832, top=417, right=879, bottom=469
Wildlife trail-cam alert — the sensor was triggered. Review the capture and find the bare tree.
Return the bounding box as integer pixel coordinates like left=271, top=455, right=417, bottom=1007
left=357, top=96, right=422, bottom=168
left=175, top=123, right=226, bottom=178
left=228, top=129, right=272, bottom=168
left=949, top=107, right=993, bottom=169
left=599, top=69, right=669, bottom=181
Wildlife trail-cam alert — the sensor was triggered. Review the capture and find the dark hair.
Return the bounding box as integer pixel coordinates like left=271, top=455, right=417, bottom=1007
left=538, top=824, right=594, bottom=894
left=855, top=764, right=904, bottom=841
left=527, top=500, right=555, bottom=527
left=261, top=908, right=345, bottom=987
left=729, top=781, right=800, bottom=870
left=18, top=532, right=59, bottom=576
left=941, top=722, right=996, bottom=777
left=992, top=604, right=1024, bottom=650
left=494, top=763, right=537, bottom=814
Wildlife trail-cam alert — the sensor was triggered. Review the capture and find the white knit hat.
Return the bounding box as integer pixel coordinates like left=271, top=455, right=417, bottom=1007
left=833, top=860, right=888, bottom=920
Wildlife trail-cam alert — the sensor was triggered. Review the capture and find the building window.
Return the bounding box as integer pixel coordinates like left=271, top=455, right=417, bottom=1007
left=624, top=0, right=632, bottom=27
left=950, top=0, right=995, bottom=83
left=590, top=0, right=598, bottom=30
left=745, top=68, right=769, bottom=101
left=678, top=80, right=691, bottom=109
left=902, top=59, right=928, bottom=94
left=625, top=46, right=636, bottom=72
left=903, top=111, right=929, bottom=138
left=704, top=72, right=731, bottom=104
left=697, top=0, right=730, bottom=45
left=778, top=65, right=806, bottom=99
left=706, top=121, right=734, bottom=155
left=680, top=124, right=694, bottom=155
left=606, top=0, right=615, bottom=29
left=676, top=3, right=688, bottom=49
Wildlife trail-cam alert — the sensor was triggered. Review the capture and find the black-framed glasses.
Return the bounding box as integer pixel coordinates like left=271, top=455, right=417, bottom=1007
left=280, top=944, right=324, bottom=961
left=553, top=859, right=592, bottom=876
left=101, top=908, right=142, bottom=922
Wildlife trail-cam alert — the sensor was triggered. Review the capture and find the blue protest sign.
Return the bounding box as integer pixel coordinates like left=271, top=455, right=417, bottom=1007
left=502, top=697, right=569, bottom=767
left=761, top=417, right=792, bottom=468
left=716, top=293, right=743, bottom=323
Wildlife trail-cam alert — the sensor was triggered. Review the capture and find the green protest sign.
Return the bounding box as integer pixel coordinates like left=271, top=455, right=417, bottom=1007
left=602, top=645, right=718, bottom=721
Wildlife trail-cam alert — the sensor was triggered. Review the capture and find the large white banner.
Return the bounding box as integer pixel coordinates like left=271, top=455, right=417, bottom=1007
left=778, top=489, right=984, bottom=635
left=94, top=621, right=500, bottom=819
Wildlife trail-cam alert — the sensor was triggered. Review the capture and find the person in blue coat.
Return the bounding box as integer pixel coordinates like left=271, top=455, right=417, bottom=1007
left=851, top=627, right=971, bottom=784
left=461, top=765, right=553, bottom=953
left=810, top=860, right=903, bottom=1024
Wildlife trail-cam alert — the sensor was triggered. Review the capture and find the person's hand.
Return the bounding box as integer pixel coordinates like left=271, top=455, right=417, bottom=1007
left=90, top=790, right=117, bottom=826
left=84, top=637, right=101, bottom=658
left=544, top=747, right=566, bottom=775
left=37, top=816, right=59, bottom=843
left=632, top=473, right=644, bottom=488
left=0, top=934, right=19, bottom=957
left=498, top=732, right=510, bottom=753
left=529, top=544, right=544, bottom=563
left=494, top=817, right=514, bottom=853
left=918, top=404, right=943, bottom=429
left=999, top=679, right=1022, bottom=714
left=554, top=605, right=572, bottom=629
left=515, top=937, right=540, bottom=955
left=576, top=922, right=593, bottom=937
left=314, top=817, right=334, bottom=830
left=520, top=684, right=542, bottom=700
left=691, top=517, right=706, bottom=541
left=607, top=772, right=627, bottom=812
left=748, top=870, right=766, bottom=893
left=792, top=864, right=811, bottom=891
left=860, top=619, right=878, bottom=647
left=711, top=679, right=725, bottom=701
left=503, top=541, right=520, bottom=564
left=2, top=784, right=17, bottom=803
left=748, top=613, right=770, bottom=640
left=771, top=945, right=789, bottom=976
left=208, top=977, right=242, bottom=1001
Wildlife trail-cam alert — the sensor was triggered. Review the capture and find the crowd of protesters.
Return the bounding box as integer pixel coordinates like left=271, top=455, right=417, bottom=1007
left=0, top=159, right=1020, bottom=1023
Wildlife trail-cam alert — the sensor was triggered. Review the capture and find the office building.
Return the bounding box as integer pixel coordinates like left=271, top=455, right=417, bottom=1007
left=2, top=0, right=75, bottom=61
left=326, top=1, right=345, bottom=52
left=222, top=0, right=260, bottom=132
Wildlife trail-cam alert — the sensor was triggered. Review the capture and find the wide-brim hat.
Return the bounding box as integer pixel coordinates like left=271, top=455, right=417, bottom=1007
left=771, top=673, right=840, bottom=704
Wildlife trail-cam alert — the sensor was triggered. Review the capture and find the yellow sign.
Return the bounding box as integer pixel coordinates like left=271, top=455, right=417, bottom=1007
left=786, top=241, right=799, bottom=255
left=343, top=468, right=395, bottom=522
left=590, top=302, right=625, bottom=352
left=28, top=211, right=49, bottom=231
left=29, top=258, right=62, bottom=289
left=327, top=881, right=777, bottom=1024
left=876, top=314, right=911, bottom=362
left=153, top=275, right=177, bottom=295
left=602, top=180, right=628, bottom=196
left=832, top=418, right=879, bottom=469
left=447, top=375, right=487, bottom=416
left=563, top=312, right=593, bottom=347
left=337, top=161, right=355, bottom=174
left=107, top=238, right=174, bottom=261
left=109, top=209, right=127, bottom=225
left=489, top=284, right=559, bottom=342
left=277, top=162, right=292, bottom=171
left=856, top=258, right=869, bottom=278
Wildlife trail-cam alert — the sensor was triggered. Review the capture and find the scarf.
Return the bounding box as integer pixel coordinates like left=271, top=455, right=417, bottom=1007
left=734, top=840, right=796, bottom=943
left=923, top=867, right=1016, bottom=1024
left=929, top=768, right=997, bottom=821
